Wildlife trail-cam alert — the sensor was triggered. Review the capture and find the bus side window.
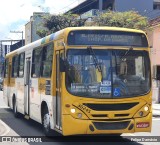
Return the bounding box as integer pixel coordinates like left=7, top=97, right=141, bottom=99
left=31, top=48, right=42, bottom=78
left=41, top=44, right=53, bottom=78
left=18, top=53, right=25, bottom=78
left=12, top=55, right=19, bottom=78
left=4, top=59, right=9, bottom=78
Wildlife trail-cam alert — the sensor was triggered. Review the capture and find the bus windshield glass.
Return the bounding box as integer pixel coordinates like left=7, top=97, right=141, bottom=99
left=68, top=30, right=148, bottom=47
left=66, top=49, right=150, bottom=98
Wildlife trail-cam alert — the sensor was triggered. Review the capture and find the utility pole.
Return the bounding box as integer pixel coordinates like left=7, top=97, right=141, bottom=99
left=10, top=31, right=24, bottom=46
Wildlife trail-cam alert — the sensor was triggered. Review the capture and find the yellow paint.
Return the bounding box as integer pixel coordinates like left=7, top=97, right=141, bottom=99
left=4, top=27, right=151, bottom=136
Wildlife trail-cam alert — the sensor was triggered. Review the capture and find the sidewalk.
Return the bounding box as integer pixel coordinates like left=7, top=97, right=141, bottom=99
left=152, top=103, right=160, bottom=116
left=0, top=120, right=9, bottom=136
left=0, top=119, right=29, bottom=145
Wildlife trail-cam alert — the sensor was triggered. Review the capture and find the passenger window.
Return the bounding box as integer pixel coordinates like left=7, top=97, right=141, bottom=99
left=41, top=44, right=53, bottom=78
left=18, top=53, right=25, bottom=77
left=4, top=59, right=9, bottom=78
left=31, top=48, right=42, bottom=78
left=12, top=55, right=19, bottom=78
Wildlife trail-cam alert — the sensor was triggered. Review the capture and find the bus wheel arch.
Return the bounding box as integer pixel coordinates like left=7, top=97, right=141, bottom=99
left=41, top=101, right=52, bottom=136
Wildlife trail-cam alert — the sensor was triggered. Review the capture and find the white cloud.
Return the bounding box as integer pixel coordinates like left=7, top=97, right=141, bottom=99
left=0, top=0, right=81, bottom=41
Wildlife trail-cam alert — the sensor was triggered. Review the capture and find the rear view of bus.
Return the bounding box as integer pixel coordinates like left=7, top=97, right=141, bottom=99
left=61, top=27, right=151, bottom=135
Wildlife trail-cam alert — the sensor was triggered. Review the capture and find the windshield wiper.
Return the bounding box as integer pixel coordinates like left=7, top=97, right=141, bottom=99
left=121, top=47, right=133, bottom=61
left=87, top=46, right=102, bottom=72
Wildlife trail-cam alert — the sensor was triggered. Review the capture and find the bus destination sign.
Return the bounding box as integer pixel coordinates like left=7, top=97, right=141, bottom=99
left=68, top=30, right=148, bottom=47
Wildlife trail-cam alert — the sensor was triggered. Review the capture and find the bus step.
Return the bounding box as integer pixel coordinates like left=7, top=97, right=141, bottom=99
left=24, top=115, right=30, bottom=120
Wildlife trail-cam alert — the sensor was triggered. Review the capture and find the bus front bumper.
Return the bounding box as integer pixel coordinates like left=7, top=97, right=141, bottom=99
left=62, top=113, right=152, bottom=136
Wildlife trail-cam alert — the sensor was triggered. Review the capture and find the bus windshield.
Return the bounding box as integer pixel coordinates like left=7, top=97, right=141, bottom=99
left=66, top=49, right=150, bottom=98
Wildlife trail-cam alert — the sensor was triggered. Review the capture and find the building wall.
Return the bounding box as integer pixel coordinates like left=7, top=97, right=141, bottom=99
left=147, top=25, right=160, bottom=80
left=152, top=26, right=160, bottom=65
left=31, top=13, right=44, bottom=42
left=115, top=0, right=153, bottom=13
left=25, top=12, right=48, bottom=45
left=25, top=22, right=32, bottom=45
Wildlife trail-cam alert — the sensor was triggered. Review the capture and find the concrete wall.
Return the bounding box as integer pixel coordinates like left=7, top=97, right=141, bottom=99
left=31, top=14, right=43, bottom=42
left=115, top=0, right=153, bottom=13
left=25, top=22, right=32, bottom=45
left=152, top=26, right=160, bottom=66
left=25, top=12, right=48, bottom=45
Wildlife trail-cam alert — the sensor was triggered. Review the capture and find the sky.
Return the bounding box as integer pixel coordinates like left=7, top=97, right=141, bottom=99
left=0, top=0, right=85, bottom=44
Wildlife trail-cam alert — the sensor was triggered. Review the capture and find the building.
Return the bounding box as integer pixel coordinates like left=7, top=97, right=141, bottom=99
left=67, top=0, right=160, bottom=19
left=25, top=12, right=49, bottom=45
left=145, top=14, right=160, bottom=103
left=0, top=39, right=25, bottom=77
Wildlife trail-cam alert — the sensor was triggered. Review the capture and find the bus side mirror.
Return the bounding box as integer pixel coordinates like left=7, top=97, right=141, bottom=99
left=60, top=57, right=66, bottom=72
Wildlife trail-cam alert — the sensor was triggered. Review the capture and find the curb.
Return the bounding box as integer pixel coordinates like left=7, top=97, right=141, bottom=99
left=0, top=120, right=10, bottom=136
left=152, top=110, right=160, bottom=117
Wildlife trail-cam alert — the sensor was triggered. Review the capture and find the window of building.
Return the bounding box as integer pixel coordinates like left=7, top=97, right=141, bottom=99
left=12, top=55, right=19, bottom=78
left=18, top=53, right=25, bottom=77
left=103, top=0, right=115, bottom=10
left=41, top=44, right=53, bottom=78
left=154, top=2, right=160, bottom=10
left=31, top=48, right=42, bottom=78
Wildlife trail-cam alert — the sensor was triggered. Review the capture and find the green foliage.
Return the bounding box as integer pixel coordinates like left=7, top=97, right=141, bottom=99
left=36, top=29, right=49, bottom=38
left=37, top=11, right=149, bottom=38
left=37, top=13, right=87, bottom=37
left=86, top=11, right=149, bottom=30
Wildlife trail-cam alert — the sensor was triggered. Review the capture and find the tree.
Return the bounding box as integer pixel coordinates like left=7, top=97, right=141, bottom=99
left=86, top=11, right=149, bottom=30
left=37, top=11, right=148, bottom=38
left=36, top=13, right=87, bottom=37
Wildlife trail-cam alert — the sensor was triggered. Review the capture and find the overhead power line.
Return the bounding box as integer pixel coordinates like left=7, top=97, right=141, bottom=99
left=55, top=0, right=78, bottom=13
left=70, top=0, right=97, bottom=14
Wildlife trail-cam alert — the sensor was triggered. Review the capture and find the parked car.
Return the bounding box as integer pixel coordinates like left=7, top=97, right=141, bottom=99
left=0, top=78, right=3, bottom=91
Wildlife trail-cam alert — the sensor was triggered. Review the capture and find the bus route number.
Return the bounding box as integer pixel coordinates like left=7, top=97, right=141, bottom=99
left=78, top=104, right=91, bottom=113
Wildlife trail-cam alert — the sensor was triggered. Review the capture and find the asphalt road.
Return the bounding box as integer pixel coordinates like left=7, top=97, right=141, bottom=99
left=0, top=91, right=160, bottom=145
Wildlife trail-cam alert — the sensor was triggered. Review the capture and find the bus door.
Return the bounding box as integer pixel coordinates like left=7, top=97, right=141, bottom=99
left=4, top=59, right=11, bottom=106
left=24, top=58, right=31, bottom=116
left=55, top=50, right=64, bottom=130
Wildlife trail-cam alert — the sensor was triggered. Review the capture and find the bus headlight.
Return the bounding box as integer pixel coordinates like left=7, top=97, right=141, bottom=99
left=144, top=106, right=149, bottom=112
left=70, top=107, right=88, bottom=119
left=71, top=108, right=76, bottom=113
left=139, top=111, right=143, bottom=117
left=77, top=113, right=82, bottom=118
left=134, top=104, right=150, bottom=118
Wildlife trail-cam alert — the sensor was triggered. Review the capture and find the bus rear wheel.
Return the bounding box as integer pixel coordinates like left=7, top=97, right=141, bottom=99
left=42, top=107, right=52, bottom=136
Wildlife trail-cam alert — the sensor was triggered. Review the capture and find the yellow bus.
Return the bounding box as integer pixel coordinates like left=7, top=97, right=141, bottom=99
left=3, top=27, right=152, bottom=136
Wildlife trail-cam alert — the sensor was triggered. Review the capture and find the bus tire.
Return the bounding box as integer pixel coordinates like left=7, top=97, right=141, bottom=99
left=13, top=97, right=19, bottom=118
left=42, top=106, right=52, bottom=136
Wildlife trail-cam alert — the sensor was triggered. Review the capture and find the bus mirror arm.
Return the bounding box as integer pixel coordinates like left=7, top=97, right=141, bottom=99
left=62, top=42, right=66, bottom=60
left=60, top=57, right=66, bottom=72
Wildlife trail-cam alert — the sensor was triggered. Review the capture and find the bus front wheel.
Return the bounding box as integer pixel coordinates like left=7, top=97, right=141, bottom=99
left=42, top=107, right=52, bottom=136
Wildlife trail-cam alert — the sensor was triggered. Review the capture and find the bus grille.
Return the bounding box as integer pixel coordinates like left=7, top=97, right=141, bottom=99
left=83, top=103, right=139, bottom=111
left=93, top=121, right=130, bottom=130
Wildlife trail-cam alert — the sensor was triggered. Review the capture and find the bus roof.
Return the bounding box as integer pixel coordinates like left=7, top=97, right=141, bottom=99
left=5, top=26, right=146, bottom=58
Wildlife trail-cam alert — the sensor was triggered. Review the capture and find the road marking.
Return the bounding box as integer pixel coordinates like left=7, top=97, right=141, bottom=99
left=0, top=106, right=9, bottom=109
left=122, top=133, right=135, bottom=136
left=127, top=133, right=135, bottom=136
left=0, top=120, right=10, bottom=136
